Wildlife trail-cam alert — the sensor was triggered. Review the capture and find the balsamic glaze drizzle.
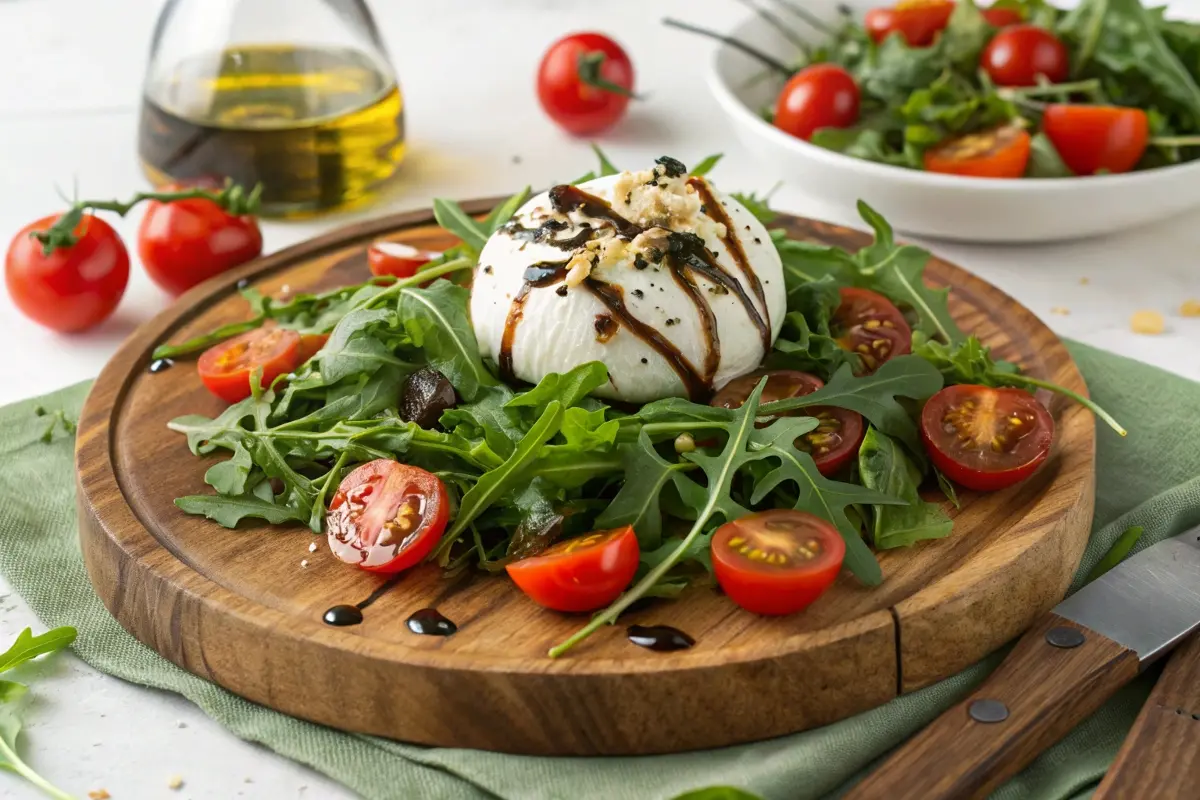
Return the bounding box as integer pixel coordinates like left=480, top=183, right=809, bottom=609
left=627, top=624, right=695, bottom=652
left=497, top=183, right=770, bottom=399
left=405, top=608, right=458, bottom=637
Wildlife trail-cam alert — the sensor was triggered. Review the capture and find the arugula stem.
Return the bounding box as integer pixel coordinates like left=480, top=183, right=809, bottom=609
left=0, top=739, right=74, bottom=800
left=362, top=257, right=476, bottom=310
left=998, top=374, right=1127, bottom=436
left=1150, top=136, right=1200, bottom=147
left=999, top=79, right=1102, bottom=98
left=662, top=18, right=794, bottom=76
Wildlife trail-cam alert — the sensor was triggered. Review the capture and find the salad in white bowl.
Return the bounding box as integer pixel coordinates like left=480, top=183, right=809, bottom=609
left=701, top=0, right=1200, bottom=242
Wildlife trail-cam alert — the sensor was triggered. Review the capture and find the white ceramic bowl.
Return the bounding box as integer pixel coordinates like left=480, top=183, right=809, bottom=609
left=708, top=0, right=1200, bottom=243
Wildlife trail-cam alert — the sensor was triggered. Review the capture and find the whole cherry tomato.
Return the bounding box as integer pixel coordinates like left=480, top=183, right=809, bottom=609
left=981, top=24, right=1069, bottom=87
left=864, top=1, right=956, bottom=47
left=982, top=6, right=1024, bottom=27
left=5, top=214, right=129, bottom=333
left=138, top=183, right=263, bottom=296
left=326, top=459, right=450, bottom=573
left=537, top=32, right=635, bottom=135
left=1042, top=105, right=1149, bottom=176
left=921, top=384, right=1054, bottom=491
left=774, top=64, right=861, bottom=142
left=924, top=124, right=1032, bottom=178
left=506, top=526, right=640, bottom=612
left=711, top=510, right=846, bottom=616
left=197, top=327, right=301, bottom=403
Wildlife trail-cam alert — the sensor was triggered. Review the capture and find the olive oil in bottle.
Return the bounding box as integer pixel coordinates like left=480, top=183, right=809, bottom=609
left=138, top=45, right=405, bottom=217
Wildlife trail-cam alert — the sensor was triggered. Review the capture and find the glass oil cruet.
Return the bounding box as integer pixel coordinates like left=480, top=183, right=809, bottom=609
left=137, top=0, right=405, bottom=217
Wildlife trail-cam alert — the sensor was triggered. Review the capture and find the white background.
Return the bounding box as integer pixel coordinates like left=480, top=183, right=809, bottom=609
left=2, top=0, right=1200, bottom=797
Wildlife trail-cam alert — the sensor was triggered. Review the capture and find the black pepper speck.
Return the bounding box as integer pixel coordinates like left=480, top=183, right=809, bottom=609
left=754, top=238, right=762, bottom=244
left=483, top=265, right=493, bottom=274
left=632, top=289, right=644, bottom=299
left=556, top=285, right=568, bottom=297
left=641, top=358, right=648, bottom=364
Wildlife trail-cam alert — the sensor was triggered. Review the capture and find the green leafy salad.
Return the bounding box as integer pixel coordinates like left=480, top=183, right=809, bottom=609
left=699, top=0, right=1200, bottom=177
left=154, top=151, right=1120, bottom=656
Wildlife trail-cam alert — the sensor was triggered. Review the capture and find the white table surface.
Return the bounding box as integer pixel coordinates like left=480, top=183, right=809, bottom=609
left=3, top=0, right=1200, bottom=797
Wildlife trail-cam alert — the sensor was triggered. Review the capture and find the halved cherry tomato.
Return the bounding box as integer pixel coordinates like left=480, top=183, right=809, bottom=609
left=774, top=64, right=861, bottom=142
left=1042, top=105, right=1149, bottom=176
left=297, top=333, right=330, bottom=364
left=138, top=182, right=263, bottom=296
left=832, top=287, right=913, bottom=373
left=197, top=327, right=301, bottom=403
left=506, top=526, right=639, bottom=612
left=711, top=370, right=865, bottom=476
left=537, top=32, right=635, bottom=135
left=924, top=124, right=1032, bottom=178
left=982, top=6, right=1024, bottom=27
left=326, top=459, right=450, bottom=573
left=5, top=214, right=129, bottom=333
left=981, top=24, right=1069, bottom=87
left=920, top=384, right=1054, bottom=491
left=864, top=1, right=956, bottom=47
left=368, top=241, right=441, bottom=280
left=712, top=510, right=845, bottom=616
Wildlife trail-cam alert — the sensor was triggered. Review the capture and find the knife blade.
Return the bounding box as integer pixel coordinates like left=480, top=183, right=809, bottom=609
left=845, top=527, right=1200, bottom=800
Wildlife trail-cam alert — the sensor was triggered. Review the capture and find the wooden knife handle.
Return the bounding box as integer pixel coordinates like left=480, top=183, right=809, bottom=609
left=1093, top=633, right=1200, bottom=799
left=845, top=614, right=1140, bottom=800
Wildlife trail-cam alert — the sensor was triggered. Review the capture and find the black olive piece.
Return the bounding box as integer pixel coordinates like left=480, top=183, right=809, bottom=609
left=400, top=368, right=459, bottom=429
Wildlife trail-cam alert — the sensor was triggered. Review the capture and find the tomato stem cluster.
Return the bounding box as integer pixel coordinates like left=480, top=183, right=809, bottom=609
left=33, top=181, right=263, bottom=256
left=576, top=51, right=641, bottom=99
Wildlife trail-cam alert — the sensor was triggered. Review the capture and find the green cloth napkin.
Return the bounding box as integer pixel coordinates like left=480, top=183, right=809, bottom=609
left=2, top=341, right=1198, bottom=800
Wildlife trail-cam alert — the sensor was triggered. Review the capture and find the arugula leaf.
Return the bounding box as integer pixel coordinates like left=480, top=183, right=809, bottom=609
left=858, top=427, right=953, bottom=549
left=174, top=495, right=307, bottom=528
left=558, top=407, right=619, bottom=451
left=436, top=401, right=565, bottom=560
left=480, top=186, right=532, bottom=235
left=0, top=628, right=76, bottom=675
left=505, top=362, right=608, bottom=418
left=852, top=201, right=963, bottom=344
left=550, top=379, right=774, bottom=656
left=592, top=143, right=619, bottom=177
left=595, top=431, right=696, bottom=548
left=1, top=679, right=74, bottom=800
left=398, top=282, right=496, bottom=402
left=432, top=197, right=488, bottom=253
left=1086, top=525, right=1145, bottom=583
left=729, top=191, right=777, bottom=224
left=759, top=357, right=945, bottom=452
left=935, top=466, right=961, bottom=509
left=204, top=441, right=253, bottom=496
left=749, top=422, right=897, bottom=584
left=690, top=153, right=724, bottom=176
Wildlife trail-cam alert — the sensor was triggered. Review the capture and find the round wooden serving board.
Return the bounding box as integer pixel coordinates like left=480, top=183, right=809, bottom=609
left=76, top=200, right=1095, bottom=756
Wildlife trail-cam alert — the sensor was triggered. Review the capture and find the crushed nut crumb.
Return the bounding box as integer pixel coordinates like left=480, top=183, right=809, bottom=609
left=1131, top=309, right=1165, bottom=335
left=89, top=792, right=111, bottom=800
left=300, top=559, right=309, bottom=568
left=1050, top=306, right=1070, bottom=315
left=168, top=775, right=184, bottom=791
left=1079, top=277, right=1090, bottom=285
left=308, top=542, right=318, bottom=553
left=1180, top=299, right=1200, bottom=317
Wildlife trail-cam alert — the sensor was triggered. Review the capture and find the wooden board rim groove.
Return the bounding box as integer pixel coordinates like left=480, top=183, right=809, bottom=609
left=75, top=199, right=1095, bottom=754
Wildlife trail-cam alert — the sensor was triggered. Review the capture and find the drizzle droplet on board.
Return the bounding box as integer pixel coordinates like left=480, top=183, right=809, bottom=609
left=322, top=604, right=363, bottom=626
left=627, top=624, right=694, bottom=652
left=405, top=608, right=458, bottom=637
left=148, top=358, right=174, bottom=374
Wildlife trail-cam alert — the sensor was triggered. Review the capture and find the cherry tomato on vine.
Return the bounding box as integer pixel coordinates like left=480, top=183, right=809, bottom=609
left=774, top=64, right=861, bottom=142
left=920, top=384, right=1054, bottom=492
left=326, top=459, right=450, bottom=573
left=864, top=1, right=956, bottom=47
left=368, top=241, right=441, bottom=280
left=537, top=32, right=635, bottom=135
left=1042, top=105, right=1149, bottom=176
left=712, top=510, right=845, bottom=616
left=506, top=526, right=639, bottom=612
left=924, top=124, right=1032, bottom=178
left=981, top=24, right=1069, bottom=87
left=197, top=327, right=301, bottom=403
left=5, top=214, right=129, bottom=333
left=711, top=370, right=866, bottom=477
left=832, top=287, right=912, bottom=373
left=138, top=183, right=263, bottom=296
left=982, top=6, right=1024, bottom=27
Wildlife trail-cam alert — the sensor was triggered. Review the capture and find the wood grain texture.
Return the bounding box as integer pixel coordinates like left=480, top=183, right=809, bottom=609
left=75, top=201, right=1095, bottom=755
left=1094, top=633, right=1200, bottom=799
left=845, top=615, right=1139, bottom=800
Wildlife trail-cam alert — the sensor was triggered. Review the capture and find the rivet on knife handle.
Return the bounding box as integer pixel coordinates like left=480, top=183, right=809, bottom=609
left=844, top=614, right=1139, bottom=800
left=1093, top=633, right=1200, bottom=799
